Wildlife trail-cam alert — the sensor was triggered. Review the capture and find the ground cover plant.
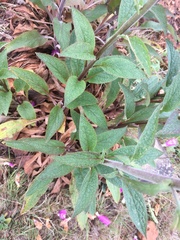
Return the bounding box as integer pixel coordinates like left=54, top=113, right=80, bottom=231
left=0, top=0, right=180, bottom=239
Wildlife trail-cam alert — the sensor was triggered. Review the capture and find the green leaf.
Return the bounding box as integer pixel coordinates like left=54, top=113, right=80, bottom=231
left=120, top=83, right=135, bottom=119
left=123, top=177, right=171, bottom=196
left=53, top=18, right=71, bottom=50
left=0, top=50, right=8, bottom=68
left=125, top=104, right=156, bottom=123
left=72, top=8, right=95, bottom=50
left=64, top=76, right=86, bottom=106
left=45, top=105, right=65, bottom=142
left=132, top=104, right=162, bottom=160
left=73, top=168, right=98, bottom=217
left=105, top=79, right=120, bottom=107
left=110, top=146, right=162, bottom=166
left=22, top=164, right=73, bottom=213
left=157, top=110, right=180, bottom=137
left=83, top=4, right=107, bottom=22
left=10, top=67, right=49, bottom=95
left=94, top=56, right=146, bottom=79
left=0, top=41, right=7, bottom=49
left=54, top=152, right=102, bottom=168
left=60, top=42, right=95, bottom=60
left=6, top=138, right=65, bottom=155
left=79, top=115, right=97, bottom=151
left=0, top=68, right=16, bottom=79
left=150, top=4, right=167, bottom=34
left=163, top=73, right=180, bottom=112
left=94, top=127, right=127, bottom=152
left=107, top=0, right=121, bottom=13
left=122, top=181, right=148, bottom=236
left=5, top=30, right=47, bottom=53
left=128, top=36, right=151, bottom=76
left=0, top=90, right=12, bottom=116
left=166, top=40, right=180, bottom=86
left=118, top=0, right=136, bottom=27
left=36, top=53, right=69, bottom=84
left=69, top=58, right=85, bottom=77
left=67, top=91, right=98, bottom=109
left=83, top=104, right=107, bottom=129
left=87, top=67, right=117, bottom=84
left=106, top=179, right=120, bottom=203
left=69, top=177, right=88, bottom=230
left=73, top=168, right=89, bottom=191
left=14, top=79, right=29, bottom=92
left=0, top=119, right=36, bottom=140
left=17, top=101, right=36, bottom=120
left=96, top=164, right=117, bottom=179
left=29, top=0, right=45, bottom=9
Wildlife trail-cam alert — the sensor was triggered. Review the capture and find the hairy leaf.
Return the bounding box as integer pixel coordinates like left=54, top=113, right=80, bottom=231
left=79, top=115, right=97, bottom=151
left=122, top=181, right=148, bottom=236
left=64, top=76, right=86, bottom=106
left=73, top=168, right=98, bottom=217
left=94, top=127, right=127, bottom=152
left=17, top=101, right=36, bottom=120
left=0, top=90, right=12, bottom=116
left=94, top=56, right=146, bottom=79
left=83, top=4, right=107, bottom=22
left=128, top=36, right=151, bottom=76
left=150, top=4, right=167, bottom=34
left=6, top=138, right=65, bottom=155
left=36, top=53, right=69, bottom=84
left=5, top=30, right=47, bottom=53
left=60, top=42, right=95, bottom=60
left=22, top=164, right=73, bottom=213
left=106, top=179, right=120, bottom=203
left=132, top=104, right=161, bottom=160
left=54, top=152, right=102, bottom=168
left=87, top=67, right=117, bottom=84
left=83, top=104, right=107, bottom=129
left=72, top=8, right=95, bottom=50
left=118, top=0, right=136, bottom=27
left=10, top=67, right=49, bottom=95
left=45, top=106, right=65, bottom=141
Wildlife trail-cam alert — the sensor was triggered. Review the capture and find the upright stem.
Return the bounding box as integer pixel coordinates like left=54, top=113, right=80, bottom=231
left=104, top=159, right=180, bottom=190
left=57, top=0, right=66, bottom=20
left=78, top=0, right=159, bottom=80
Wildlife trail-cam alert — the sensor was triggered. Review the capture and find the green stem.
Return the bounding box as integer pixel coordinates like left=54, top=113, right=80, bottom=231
left=78, top=0, right=159, bottom=80
left=104, top=159, right=180, bottom=190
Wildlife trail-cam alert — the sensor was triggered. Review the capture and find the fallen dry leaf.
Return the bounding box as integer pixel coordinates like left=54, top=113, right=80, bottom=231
left=45, top=218, right=51, bottom=229
left=33, top=218, right=43, bottom=230
left=24, top=152, right=41, bottom=175
left=60, top=121, right=76, bottom=142
left=36, top=234, right=43, bottom=240
left=60, top=217, right=71, bottom=233
left=154, top=203, right=161, bottom=216
left=51, top=178, right=62, bottom=194
left=138, top=221, right=159, bottom=240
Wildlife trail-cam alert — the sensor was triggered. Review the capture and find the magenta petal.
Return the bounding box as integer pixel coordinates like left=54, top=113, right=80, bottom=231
left=165, top=138, right=178, bottom=147
left=98, top=215, right=111, bottom=226
left=120, top=188, right=123, bottom=193
left=3, top=162, right=15, bottom=168
left=58, top=209, right=67, bottom=220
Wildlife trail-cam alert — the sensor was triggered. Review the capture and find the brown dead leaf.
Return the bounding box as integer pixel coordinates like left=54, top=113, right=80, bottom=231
left=45, top=218, right=51, bottom=229
left=33, top=218, right=43, bottom=230
left=36, top=234, right=43, bottom=240
left=138, top=221, right=158, bottom=240
left=24, top=152, right=41, bottom=175
left=51, top=178, right=62, bottom=194
left=61, top=176, right=71, bottom=186
left=154, top=203, right=161, bottom=216
left=60, top=121, right=76, bottom=142
left=88, top=214, right=96, bottom=220
left=60, top=217, right=71, bottom=233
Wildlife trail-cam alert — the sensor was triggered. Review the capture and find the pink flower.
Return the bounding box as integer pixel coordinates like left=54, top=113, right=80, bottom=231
left=58, top=209, right=67, bottom=220
left=120, top=188, right=123, bottom=193
left=3, top=162, right=15, bottom=168
left=165, top=138, right=178, bottom=147
left=96, top=212, right=111, bottom=226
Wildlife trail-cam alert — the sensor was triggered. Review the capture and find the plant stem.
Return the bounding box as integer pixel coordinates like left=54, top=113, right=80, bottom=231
left=78, top=0, right=159, bottom=80
left=57, top=0, right=66, bottom=20
left=103, top=159, right=180, bottom=190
